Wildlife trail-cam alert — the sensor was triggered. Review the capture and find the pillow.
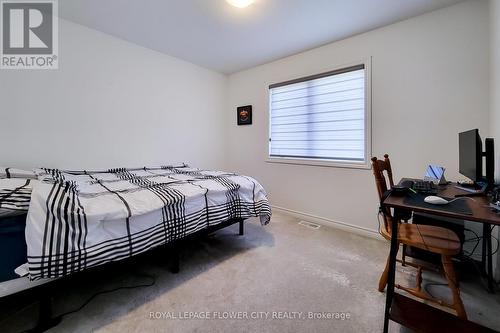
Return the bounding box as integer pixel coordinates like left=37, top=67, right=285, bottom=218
left=0, top=167, right=37, bottom=179
left=0, top=178, right=34, bottom=217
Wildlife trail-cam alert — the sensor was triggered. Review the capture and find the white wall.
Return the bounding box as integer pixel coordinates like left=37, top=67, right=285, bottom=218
left=226, top=0, right=490, bottom=234
left=0, top=19, right=227, bottom=170
left=0, top=2, right=493, bottom=264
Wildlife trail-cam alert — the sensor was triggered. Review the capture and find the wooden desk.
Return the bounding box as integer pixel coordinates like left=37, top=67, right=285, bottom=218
left=384, top=182, right=500, bottom=225
left=381, top=181, right=500, bottom=333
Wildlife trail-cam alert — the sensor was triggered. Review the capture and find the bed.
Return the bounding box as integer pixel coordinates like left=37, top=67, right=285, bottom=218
left=0, top=164, right=271, bottom=331
left=24, top=164, right=271, bottom=280
left=1, top=165, right=271, bottom=281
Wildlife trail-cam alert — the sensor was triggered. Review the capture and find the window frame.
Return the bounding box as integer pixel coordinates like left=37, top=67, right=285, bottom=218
left=266, top=58, right=372, bottom=169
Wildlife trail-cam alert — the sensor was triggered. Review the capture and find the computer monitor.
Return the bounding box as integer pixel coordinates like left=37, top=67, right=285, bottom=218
left=458, top=129, right=495, bottom=187
left=459, top=129, right=482, bottom=182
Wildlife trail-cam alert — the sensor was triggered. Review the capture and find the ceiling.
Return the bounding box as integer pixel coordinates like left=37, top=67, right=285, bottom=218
left=59, top=0, right=465, bottom=74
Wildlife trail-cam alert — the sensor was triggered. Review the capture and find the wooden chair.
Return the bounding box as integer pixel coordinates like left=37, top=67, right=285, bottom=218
left=371, top=154, right=467, bottom=319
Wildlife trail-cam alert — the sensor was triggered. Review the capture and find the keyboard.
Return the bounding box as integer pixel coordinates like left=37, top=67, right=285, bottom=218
left=412, top=180, right=437, bottom=193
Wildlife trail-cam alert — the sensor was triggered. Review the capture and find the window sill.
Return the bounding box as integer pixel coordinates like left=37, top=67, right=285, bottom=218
left=266, top=157, right=371, bottom=170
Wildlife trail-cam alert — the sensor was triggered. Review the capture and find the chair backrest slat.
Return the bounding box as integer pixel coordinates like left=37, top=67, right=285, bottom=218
left=371, top=154, right=394, bottom=238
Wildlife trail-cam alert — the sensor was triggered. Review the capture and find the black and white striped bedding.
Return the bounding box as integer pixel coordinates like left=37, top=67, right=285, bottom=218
left=0, top=179, right=33, bottom=217
left=26, top=165, right=271, bottom=280
left=0, top=167, right=37, bottom=180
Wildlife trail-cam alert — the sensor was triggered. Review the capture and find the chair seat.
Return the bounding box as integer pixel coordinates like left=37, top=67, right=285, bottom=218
left=397, top=223, right=461, bottom=256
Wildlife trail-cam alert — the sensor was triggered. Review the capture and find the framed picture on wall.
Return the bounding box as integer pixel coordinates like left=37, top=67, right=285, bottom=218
left=237, top=105, right=252, bottom=125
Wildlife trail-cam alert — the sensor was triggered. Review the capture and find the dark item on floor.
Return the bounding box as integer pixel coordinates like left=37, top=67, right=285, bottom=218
left=390, top=293, right=498, bottom=333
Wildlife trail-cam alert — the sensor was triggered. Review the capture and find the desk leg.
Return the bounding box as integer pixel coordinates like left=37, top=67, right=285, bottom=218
left=482, top=224, right=487, bottom=275
left=485, top=225, right=494, bottom=293
left=383, top=217, right=399, bottom=333
left=481, top=224, right=494, bottom=293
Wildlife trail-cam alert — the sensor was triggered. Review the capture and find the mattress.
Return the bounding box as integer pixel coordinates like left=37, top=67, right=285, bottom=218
left=26, top=165, right=271, bottom=280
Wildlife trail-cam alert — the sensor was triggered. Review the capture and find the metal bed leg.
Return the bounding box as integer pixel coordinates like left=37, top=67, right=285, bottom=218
left=170, top=246, right=180, bottom=274
left=239, top=219, right=244, bottom=236
left=27, top=291, right=61, bottom=333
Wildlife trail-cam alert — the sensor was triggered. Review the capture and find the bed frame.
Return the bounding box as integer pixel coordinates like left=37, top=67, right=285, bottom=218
left=0, top=218, right=245, bottom=333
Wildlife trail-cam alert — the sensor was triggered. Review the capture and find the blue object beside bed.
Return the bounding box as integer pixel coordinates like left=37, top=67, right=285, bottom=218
left=0, top=214, right=27, bottom=282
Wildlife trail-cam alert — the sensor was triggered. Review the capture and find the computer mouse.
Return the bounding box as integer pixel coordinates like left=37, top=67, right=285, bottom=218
left=424, top=196, right=449, bottom=205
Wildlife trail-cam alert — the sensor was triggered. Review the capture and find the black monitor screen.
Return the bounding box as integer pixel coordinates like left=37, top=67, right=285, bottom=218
left=459, top=129, right=482, bottom=181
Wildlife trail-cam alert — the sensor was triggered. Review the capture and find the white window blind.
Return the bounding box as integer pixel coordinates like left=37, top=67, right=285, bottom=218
left=269, top=64, right=367, bottom=163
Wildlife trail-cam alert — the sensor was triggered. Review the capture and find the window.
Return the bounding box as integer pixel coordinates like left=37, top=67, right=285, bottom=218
left=268, top=62, right=371, bottom=168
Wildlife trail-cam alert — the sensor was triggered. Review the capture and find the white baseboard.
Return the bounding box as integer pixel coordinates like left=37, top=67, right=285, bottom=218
left=271, top=205, right=383, bottom=241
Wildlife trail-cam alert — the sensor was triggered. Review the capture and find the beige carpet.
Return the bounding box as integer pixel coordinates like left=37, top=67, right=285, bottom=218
left=0, top=211, right=498, bottom=332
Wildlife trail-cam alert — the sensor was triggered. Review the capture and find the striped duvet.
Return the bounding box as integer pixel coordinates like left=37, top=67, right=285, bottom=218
left=26, top=165, right=271, bottom=280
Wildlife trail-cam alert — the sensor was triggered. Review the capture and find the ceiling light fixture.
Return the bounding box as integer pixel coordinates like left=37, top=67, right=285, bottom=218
left=226, top=0, right=254, bottom=8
